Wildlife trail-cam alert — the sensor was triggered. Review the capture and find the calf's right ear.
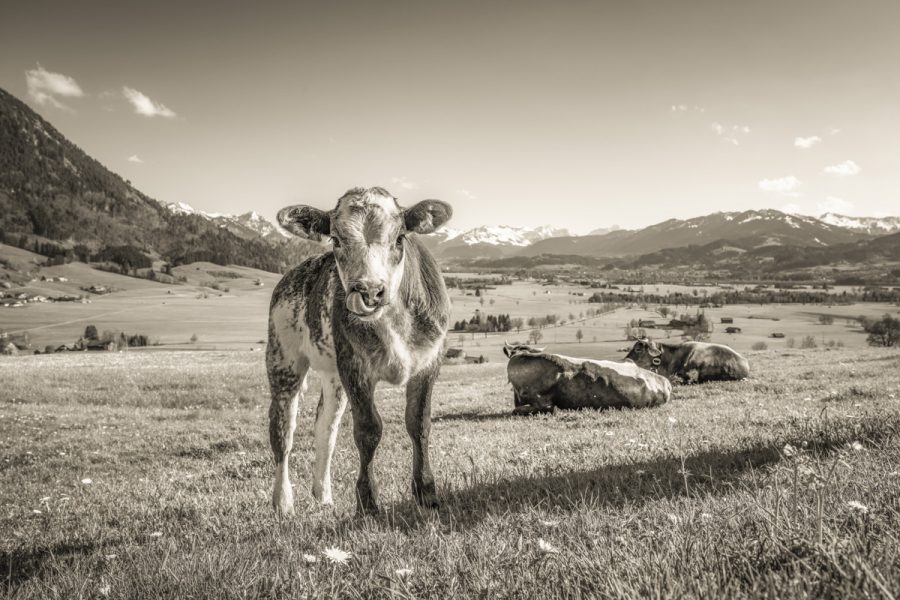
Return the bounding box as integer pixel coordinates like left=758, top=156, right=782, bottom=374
left=277, top=205, right=331, bottom=240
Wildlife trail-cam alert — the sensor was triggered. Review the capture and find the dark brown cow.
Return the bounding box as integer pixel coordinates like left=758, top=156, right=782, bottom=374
left=268, top=187, right=452, bottom=515
left=624, top=339, right=750, bottom=383
left=503, top=344, right=672, bottom=415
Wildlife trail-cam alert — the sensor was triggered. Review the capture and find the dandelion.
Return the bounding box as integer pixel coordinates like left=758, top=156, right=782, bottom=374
left=302, top=554, right=317, bottom=564
left=98, top=583, right=111, bottom=597
left=666, top=513, right=679, bottom=524
left=149, top=531, right=163, bottom=538
left=323, top=547, right=351, bottom=564
left=847, top=501, right=869, bottom=514
left=539, top=519, right=559, bottom=527
left=105, top=554, right=118, bottom=560
left=850, top=441, right=863, bottom=452
left=668, top=417, right=677, bottom=424
left=32, top=509, right=42, bottom=514
left=782, top=444, right=796, bottom=458
left=395, top=567, right=413, bottom=578
left=700, top=512, right=712, bottom=520
left=81, top=478, right=93, bottom=485
left=537, top=539, right=559, bottom=554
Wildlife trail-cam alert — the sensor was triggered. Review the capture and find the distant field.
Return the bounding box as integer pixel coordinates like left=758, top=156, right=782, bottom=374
left=2, top=248, right=898, bottom=360
left=2, top=348, right=899, bottom=597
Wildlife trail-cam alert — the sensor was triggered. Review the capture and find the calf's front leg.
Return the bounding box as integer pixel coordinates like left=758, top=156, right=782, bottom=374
left=406, top=364, right=440, bottom=508
left=341, top=368, right=382, bottom=516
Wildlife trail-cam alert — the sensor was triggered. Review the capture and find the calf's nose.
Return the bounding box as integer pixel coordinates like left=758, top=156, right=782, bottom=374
left=351, top=280, right=387, bottom=307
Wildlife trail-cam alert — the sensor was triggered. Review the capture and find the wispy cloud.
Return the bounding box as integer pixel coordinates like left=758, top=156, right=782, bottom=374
left=122, top=86, right=176, bottom=118
left=671, top=104, right=705, bottom=113
left=457, top=189, right=478, bottom=200
left=829, top=128, right=841, bottom=136
left=823, top=160, right=860, bottom=176
left=758, top=175, right=802, bottom=196
left=794, top=136, right=821, bottom=149
left=391, top=176, right=416, bottom=190
left=712, top=122, right=751, bottom=145
left=25, top=64, right=84, bottom=110
left=817, top=196, right=854, bottom=214
left=127, top=155, right=144, bottom=164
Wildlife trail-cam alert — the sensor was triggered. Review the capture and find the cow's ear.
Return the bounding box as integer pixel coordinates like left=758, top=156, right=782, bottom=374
left=403, top=200, right=453, bottom=234
left=503, top=344, right=515, bottom=359
left=277, top=205, right=331, bottom=240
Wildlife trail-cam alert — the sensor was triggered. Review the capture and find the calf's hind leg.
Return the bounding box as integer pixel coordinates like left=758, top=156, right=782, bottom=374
left=312, top=375, right=347, bottom=504
left=268, top=352, right=310, bottom=516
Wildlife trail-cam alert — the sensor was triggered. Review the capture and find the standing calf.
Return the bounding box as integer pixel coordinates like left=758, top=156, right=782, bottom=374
left=267, top=187, right=452, bottom=515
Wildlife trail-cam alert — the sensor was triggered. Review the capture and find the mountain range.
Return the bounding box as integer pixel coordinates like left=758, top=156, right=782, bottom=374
left=0, top=85, right=897, bottom=278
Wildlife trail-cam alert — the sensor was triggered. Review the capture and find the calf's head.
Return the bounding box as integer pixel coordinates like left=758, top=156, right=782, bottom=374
left=278, top=187, right=452, bottom=321
left=624, top=338, right=664, bottom=370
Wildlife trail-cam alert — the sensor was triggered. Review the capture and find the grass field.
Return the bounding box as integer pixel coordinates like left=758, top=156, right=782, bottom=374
left=2, top=348, right=899, bottom=598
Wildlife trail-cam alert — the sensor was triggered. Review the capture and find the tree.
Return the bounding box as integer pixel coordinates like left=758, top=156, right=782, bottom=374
left=818, top=314, right=835, bottom=325
left=658, top=306, right=670, bottom=318
left=528, top=329, right=543, bottom=345
left=84, top=325, right=98, bottom=341
left=863, top=314, right=900, bottom=347
left=576, top=329, right=584, bottom=343
left=511, top=318, right=524, bottom=333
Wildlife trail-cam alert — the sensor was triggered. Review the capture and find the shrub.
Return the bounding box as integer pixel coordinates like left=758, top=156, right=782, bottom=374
left=818, top=315, right=835, bottom=325
left=786, top=337, right=796, bottom=348
left=800, top=335, right=817, bottom=349
left=751, top=342, right=768, bottom=351
left=862, top=314, right=900, bottom=347
left=190, top=333, right=199, bottom=344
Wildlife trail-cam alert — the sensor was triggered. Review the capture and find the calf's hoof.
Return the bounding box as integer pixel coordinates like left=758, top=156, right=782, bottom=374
left=413, top=481, right=440, bottom=509
left=272, top=489, right=295, bottom=517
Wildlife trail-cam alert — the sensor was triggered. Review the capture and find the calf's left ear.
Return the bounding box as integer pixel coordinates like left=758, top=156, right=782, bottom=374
left=403, top=200, right=453, bottom=234
left=277, top=205, right=331, bottom=240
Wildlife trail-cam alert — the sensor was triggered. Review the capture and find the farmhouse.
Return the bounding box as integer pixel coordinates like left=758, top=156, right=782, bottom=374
left=725, top=326, right=742, bottom=334
left=444, top=347, right=466, bottom=362
left=721, top=317, right=734, bottom=324
left=1, top=342, right=18, bottom=356
left=638, top=319, right=657, bottom=328
left=770, top=332, right=786, bottom=338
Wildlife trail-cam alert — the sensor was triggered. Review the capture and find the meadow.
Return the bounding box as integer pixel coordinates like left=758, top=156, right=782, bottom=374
left=2, top=347, right=899, bottom=598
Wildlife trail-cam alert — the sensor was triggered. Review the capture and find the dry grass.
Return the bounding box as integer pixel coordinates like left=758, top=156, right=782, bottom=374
left=1, top=348, right=899, bottom=598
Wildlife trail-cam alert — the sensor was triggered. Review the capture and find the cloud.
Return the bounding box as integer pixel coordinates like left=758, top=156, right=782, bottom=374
left=823, top=160, right=860, bottom=176
left=781, top=202, right=803, bottom=214
left=712, top=122, right=751, bottom=145
left=127, top=155, right=144, bottom=164
left=794, top=136, right=821, bottom=149
left=817, top=196, right=854, bottom=214
left=671, top=104, right=705, bottom=113
left=758, top=175, right=802, bottom=196
left=829, top=128, right=841, bottom=135
left=457, top=189, right=478, bottom=200
left=25, top=64, right=84, bottom=110
left=122, top=86, right=176, bottom=118
left=390, top=176, right=416, bottom=190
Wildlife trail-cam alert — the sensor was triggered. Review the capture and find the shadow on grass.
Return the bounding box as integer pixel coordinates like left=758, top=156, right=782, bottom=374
left=432, top=410, right=513, bottom=423
left=1, top=540, right=97, bottom=589
left=369, top=413, right=899, bottom=533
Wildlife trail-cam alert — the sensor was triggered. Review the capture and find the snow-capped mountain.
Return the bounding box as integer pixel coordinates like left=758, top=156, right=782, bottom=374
left=431, top=225, right=577, bottom=258
left=161, top=202, right=290, bottom=241
left=819, top=213, right=900, bottom=235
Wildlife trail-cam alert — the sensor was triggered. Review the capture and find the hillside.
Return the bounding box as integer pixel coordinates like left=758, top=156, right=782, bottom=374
left=0, top=87, right=321, bottom=274
left=520, top=210, right=872, bottom=258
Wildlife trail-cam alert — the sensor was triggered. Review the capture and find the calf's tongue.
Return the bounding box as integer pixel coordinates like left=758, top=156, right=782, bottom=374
left=346, top=291, right=377, bottom=315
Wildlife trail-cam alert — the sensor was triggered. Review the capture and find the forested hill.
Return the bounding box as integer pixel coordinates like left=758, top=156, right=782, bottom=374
left=0, top=87, right=321, bottom=273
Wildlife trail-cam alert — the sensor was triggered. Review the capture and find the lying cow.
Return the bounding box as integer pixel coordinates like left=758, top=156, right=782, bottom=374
left=503, top=344, right=671, bottom=415
left=624, top=339, right=750, bottom=383
left=268, top=187, right=452, bottom=516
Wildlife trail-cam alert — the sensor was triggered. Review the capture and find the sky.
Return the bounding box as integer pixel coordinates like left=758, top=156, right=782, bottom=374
left=2, top=0, right=899, bottom=232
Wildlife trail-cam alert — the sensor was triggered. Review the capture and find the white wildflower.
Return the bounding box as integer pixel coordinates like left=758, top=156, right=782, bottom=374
left=323, top=547, right=351, bottom=564
left=149, top=531, right=163, bottom=538
left=302, top=554, right=317, bottom=564
left=395, top=567, right=413, bottom=578
left=81, top=478, right=93, bottom=485
left=782, top=444, right=796, bottom=458
left=667, top=513, right=679, bottom=524
left=539, top=519, right=560, bottom=527
left=847, top=501, right=869, bottom=514
left=537, top=539, right=560, bottom=554
left=98, top=583, right=111, bottom=597
left=850, top=441, right=863, bottom=452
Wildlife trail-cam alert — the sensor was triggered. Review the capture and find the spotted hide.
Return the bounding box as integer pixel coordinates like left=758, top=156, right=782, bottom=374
left=267, top=187, right=452, bottom=516
left=503, top=344, right=672, bottom=415
left=625, top=339, right=750, bottom=384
